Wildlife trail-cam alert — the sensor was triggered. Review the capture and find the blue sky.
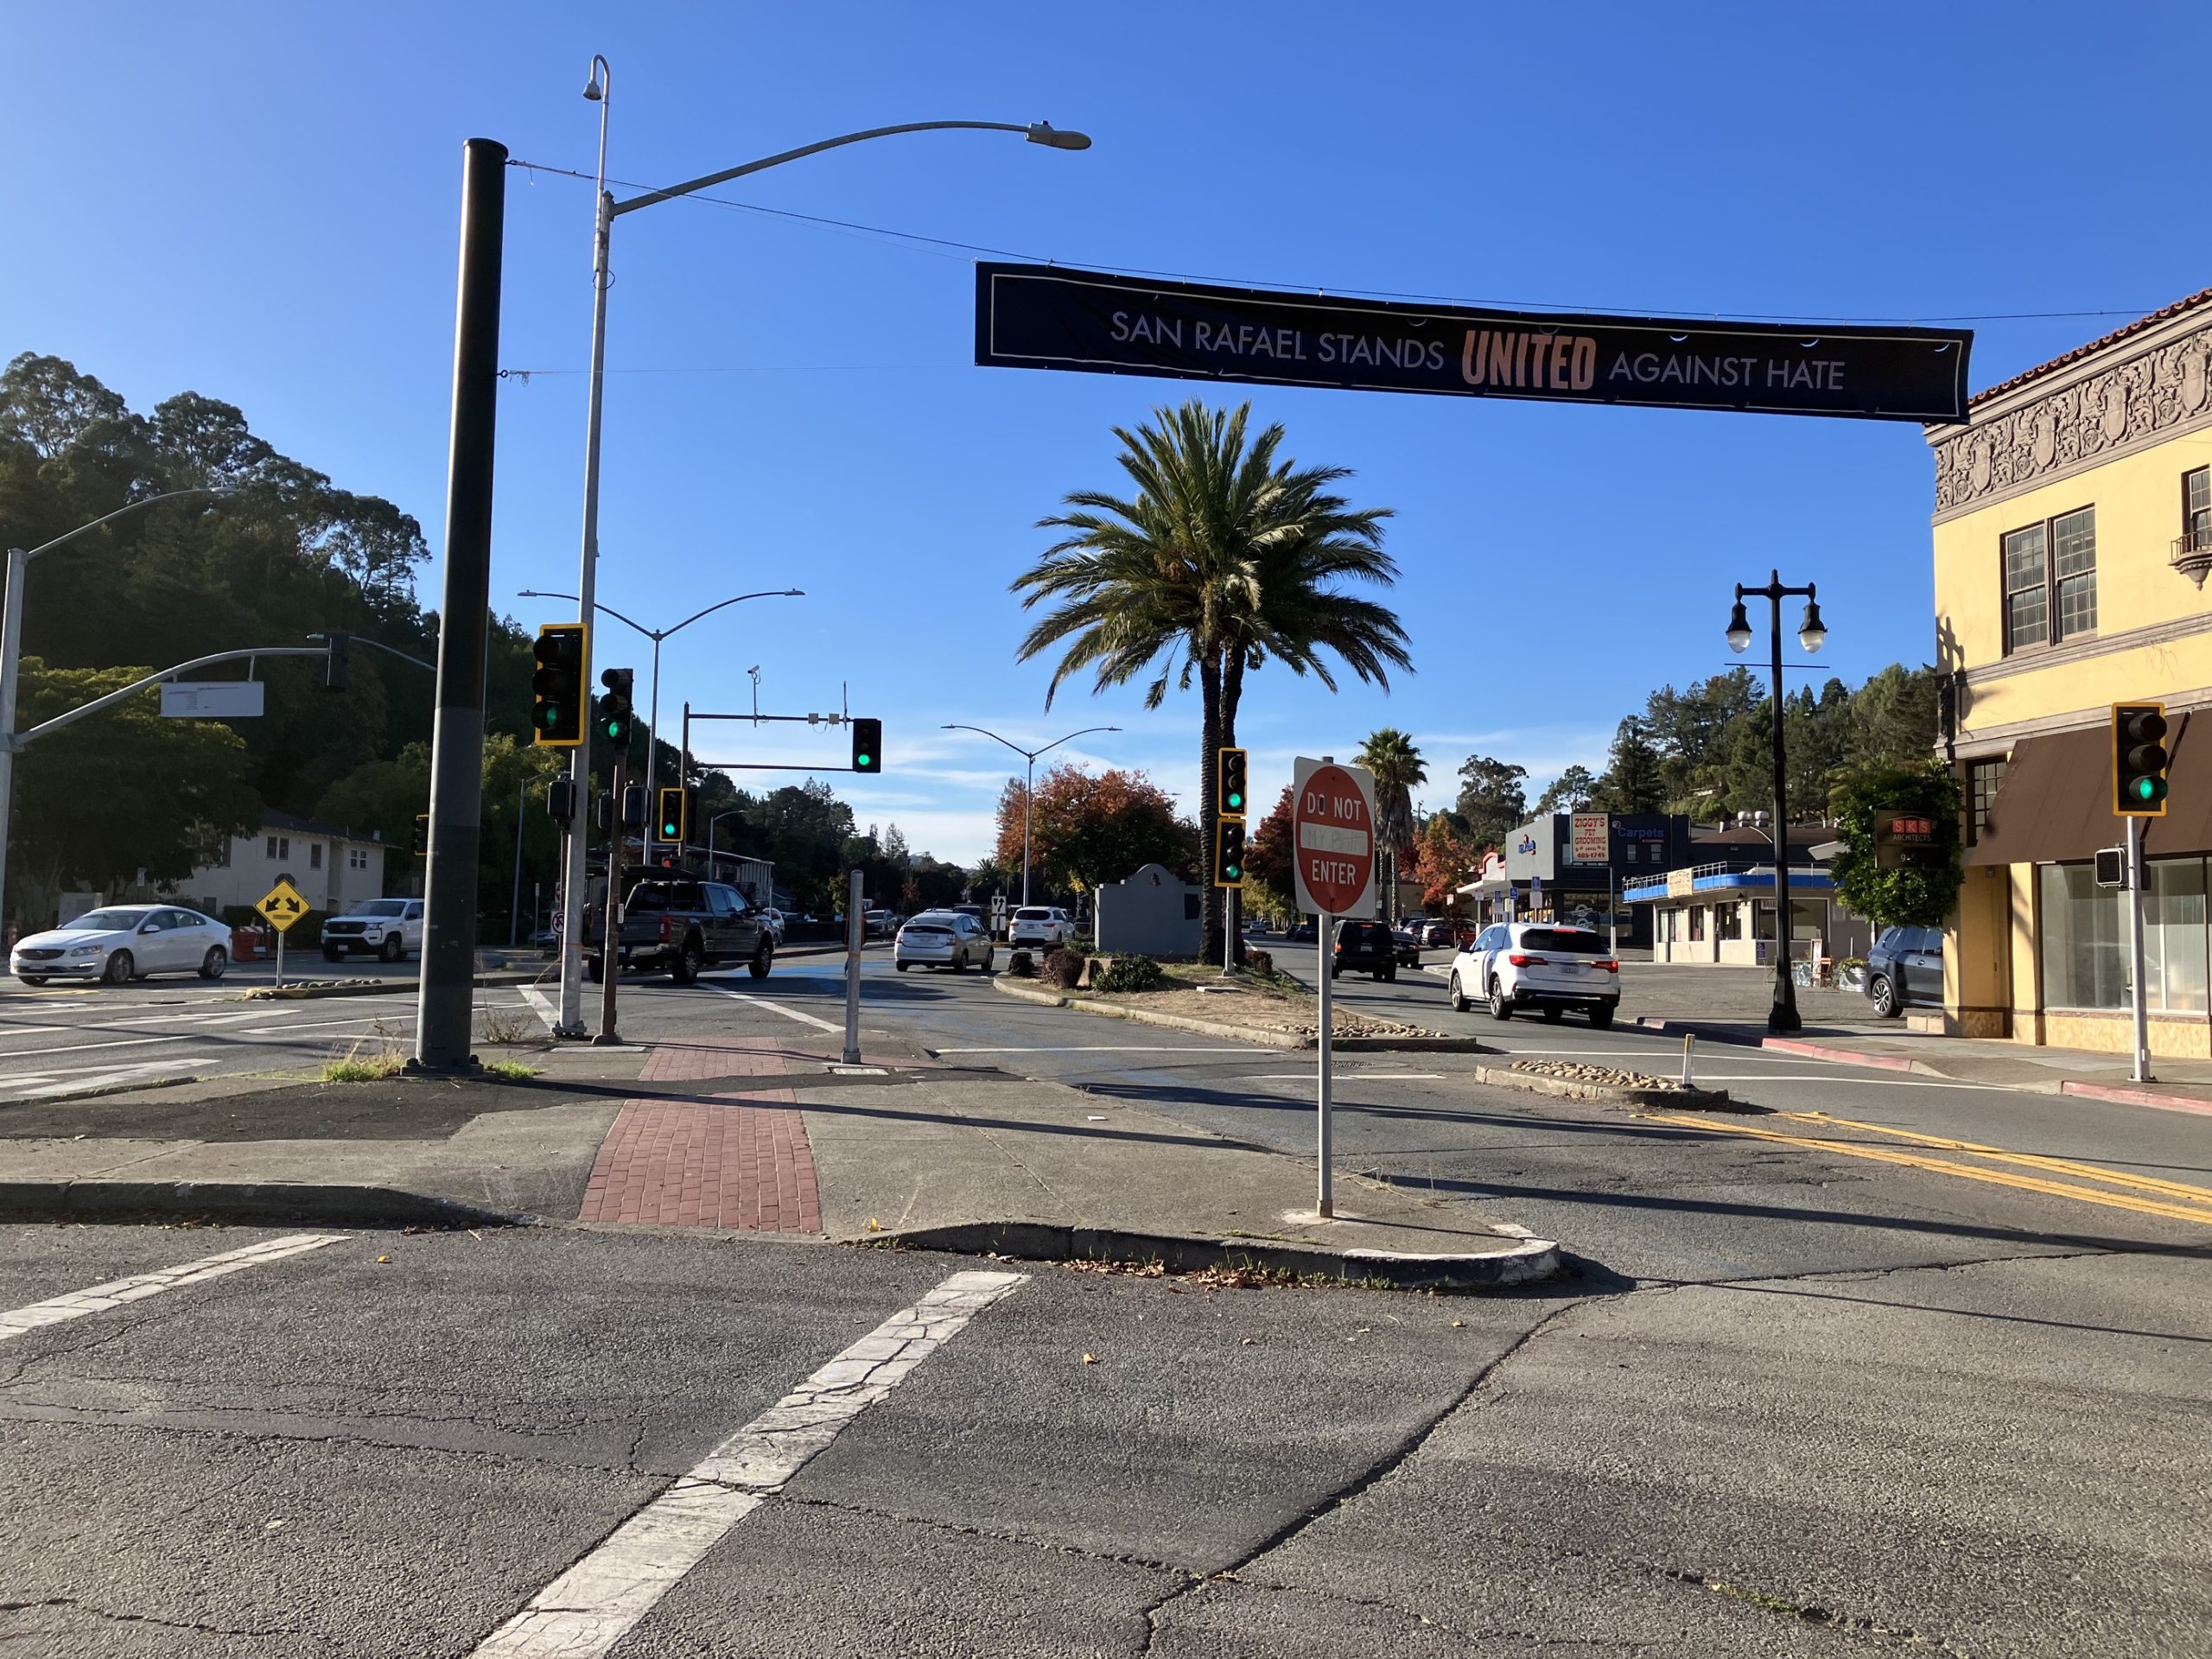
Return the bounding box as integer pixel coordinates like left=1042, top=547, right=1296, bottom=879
left=10, top=3, right=2210, bottom=861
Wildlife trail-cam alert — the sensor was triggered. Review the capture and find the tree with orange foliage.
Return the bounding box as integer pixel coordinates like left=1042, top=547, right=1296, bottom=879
left=1413, top=812, right=1480, bottom=915
left=1243, top=785, right=1298, bottom=922
left=994, top=765, right=1197, bottom=899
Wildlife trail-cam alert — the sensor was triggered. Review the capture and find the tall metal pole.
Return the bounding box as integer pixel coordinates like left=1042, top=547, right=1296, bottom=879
left=842, top=867, right=864, bottom=1065
left=0, top=547, right=26, bottom=942
left=509, top=777, right=525, bottom=948
left=413, top=137, right=507, bottom=1071
left=1764, top=575, right=1801, bottom=1033
left=1022, top=753, right=1034, bottom=908
left=643, top=632, right=661, bottom=868
left=2127, top=812, right=2152, bottom=1083
left=1316, top=915, right=1334, bottom=1217
left=596, top=750, right=626, bottom=1045
left=558, top=63, right=613, bottom=1039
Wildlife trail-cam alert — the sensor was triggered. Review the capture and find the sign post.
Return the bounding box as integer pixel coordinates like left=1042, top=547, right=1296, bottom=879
left=1293, top=757, right=1376, bottom=1218
left=254, top=877, right=309, bottom=989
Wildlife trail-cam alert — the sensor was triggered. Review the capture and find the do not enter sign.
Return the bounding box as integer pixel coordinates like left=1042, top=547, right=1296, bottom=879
left=1293, top=758, right=1377, bottom=917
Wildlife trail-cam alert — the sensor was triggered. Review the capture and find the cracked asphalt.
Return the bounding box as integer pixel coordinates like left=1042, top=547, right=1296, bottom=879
left=0, top=958, right=2207, bottom=1654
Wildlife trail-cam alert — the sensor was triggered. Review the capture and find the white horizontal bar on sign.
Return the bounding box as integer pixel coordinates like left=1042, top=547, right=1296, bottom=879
left=1299, top=823, right=1370, bottom=855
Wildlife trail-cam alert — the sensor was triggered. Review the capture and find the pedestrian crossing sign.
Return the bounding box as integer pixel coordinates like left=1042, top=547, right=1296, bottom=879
left=255, top=878, right=310, bottom=931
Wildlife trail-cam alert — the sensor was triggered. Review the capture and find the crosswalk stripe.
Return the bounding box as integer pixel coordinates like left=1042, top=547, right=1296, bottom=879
left=700, top=982, right=844, bottom=1033
left=0, top=1234, right=347, bottom=1341
left=469, top=1268, right=1026, bottom=1658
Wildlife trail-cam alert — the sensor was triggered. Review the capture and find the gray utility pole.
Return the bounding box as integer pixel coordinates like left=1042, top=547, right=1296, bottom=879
left=0, top=488, right=226, bottom=934
left=413, top=137, right=507, bottom=1072
left=553, top=51, right=1090, bottom=1036
left=2127, top=814, right=2152, bottom=1084
left=517, top=587, right=801, bottom=870
left=940, top=723, right=1121, bottom=906
left=842, top=868, right=864, bottom=1065
left=1725, top=572, right=1827, bottom=1036
left=596, top=753, right=628, bottom=1046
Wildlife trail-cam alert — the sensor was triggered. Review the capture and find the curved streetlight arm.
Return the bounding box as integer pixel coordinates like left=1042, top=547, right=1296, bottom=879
left=941, top=721, right=1040, bottom=763
left=1033, top=724, right=1121, bottom=761
left=308, top=632, right=435, bottom=673
left=20, top=487, right=226, bottom=562
left=516, top=588, right=655, bottom=641
left=613, top=120, right=1072, bottom=218
left=665, top=588, right=804, bottom=638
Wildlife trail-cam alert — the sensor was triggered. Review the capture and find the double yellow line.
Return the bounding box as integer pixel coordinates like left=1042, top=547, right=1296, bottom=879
left=1638, top=1108, right=2212, bottom=1228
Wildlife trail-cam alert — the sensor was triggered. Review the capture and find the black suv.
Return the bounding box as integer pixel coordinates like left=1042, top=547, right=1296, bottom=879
left=1332, top=919, right=1399, bottom=981
left=1864, top=925, right=1942, bottom=1017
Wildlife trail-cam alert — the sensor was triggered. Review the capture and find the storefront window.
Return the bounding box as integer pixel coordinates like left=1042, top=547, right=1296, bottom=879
left=2144, top=858, right=2209, bottom=1014
left=2040, top=863, right=2126, bottom=1009
left=1716, top=904, right=1742, bottom=940
left=1688, top=906, right=1706, bottom=942
left=1754, top=900, right=1777, bottom=939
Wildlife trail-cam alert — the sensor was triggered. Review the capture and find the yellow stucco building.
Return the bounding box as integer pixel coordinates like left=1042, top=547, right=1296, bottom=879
left=1928, top=286, right=2212, bottom=1053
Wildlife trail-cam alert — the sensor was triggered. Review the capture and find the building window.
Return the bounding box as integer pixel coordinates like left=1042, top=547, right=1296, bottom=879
left=1754, top=900, right=1777, bottom=940
left=309, top=842, right=323, bottom=870
left=2002, top=506, right=2095, bottom=654
left=213, top=842, right=231, bottom=869
left=266, top=835, right=277, bottom=859
left=2037, top=858, right=2209, bottom=1014
left=349, top=849, right=368, bottom=871
left=1688, top=906, right=1706, bottom=942
left=2188, top=467, right=2212, bottom=556
left=1716, top=904, right=1742, bottom=941
left=1967, top=757, right=2008, bottom=846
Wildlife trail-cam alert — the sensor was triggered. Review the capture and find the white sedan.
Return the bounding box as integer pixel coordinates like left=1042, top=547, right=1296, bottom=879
left=893, top=912, right=995, bottom=973
left=11, top=905, right=232, bottom=986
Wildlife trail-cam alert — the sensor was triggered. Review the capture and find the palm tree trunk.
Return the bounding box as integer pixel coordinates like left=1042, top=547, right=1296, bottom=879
left=1218, top=650, right=1247, bottom=965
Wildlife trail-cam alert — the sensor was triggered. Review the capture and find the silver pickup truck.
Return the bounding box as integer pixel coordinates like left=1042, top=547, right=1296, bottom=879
left=583, top=876, right=774, bottom=984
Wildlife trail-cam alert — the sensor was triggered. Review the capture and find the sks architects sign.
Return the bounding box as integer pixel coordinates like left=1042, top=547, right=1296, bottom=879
left=976, top=264, right=1972, bottom=423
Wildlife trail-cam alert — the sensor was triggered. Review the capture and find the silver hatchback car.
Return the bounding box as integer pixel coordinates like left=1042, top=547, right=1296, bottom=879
left=893, top=911, right=995, bottom=973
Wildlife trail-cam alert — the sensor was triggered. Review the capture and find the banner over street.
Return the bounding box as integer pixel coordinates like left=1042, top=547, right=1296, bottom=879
left=976, top=264, right=1972, bottom=423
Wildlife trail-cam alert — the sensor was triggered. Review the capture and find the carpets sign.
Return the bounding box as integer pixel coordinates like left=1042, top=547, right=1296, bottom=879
left=976, top=264, right=1973, bottom=423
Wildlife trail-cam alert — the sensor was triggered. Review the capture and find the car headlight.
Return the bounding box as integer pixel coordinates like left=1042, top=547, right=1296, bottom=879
left=69, top=944, right=102, bottom=956
left=361, top=926, right=382, bottom=938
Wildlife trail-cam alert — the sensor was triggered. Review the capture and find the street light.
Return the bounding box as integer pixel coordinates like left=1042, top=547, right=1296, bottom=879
left=518, top=587, right=800, bottom=864
left=549, top=56, right=1092, bottom=1037
left=941, top=724, right=1120, bottom=908
left=1726, top=570, right=1826, bottom=1034
left=1, top=488, right=229, bottom=936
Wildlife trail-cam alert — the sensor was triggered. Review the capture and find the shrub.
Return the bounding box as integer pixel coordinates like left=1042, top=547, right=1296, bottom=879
left=1006, top=949, right=1036, bottom=979
left=1245, top=948, right=1274, bottom=977
left=1094, top=953, right=1166, bottom=993
left=1043, top=947, right=1084, bottom=989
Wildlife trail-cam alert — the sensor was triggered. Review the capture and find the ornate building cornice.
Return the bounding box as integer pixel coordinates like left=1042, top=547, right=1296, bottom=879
left=1928, top=305, right=2212, bottom=524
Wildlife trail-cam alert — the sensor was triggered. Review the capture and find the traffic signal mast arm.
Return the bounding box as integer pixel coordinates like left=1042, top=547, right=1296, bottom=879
left=10, top=644, right=340, bottom=749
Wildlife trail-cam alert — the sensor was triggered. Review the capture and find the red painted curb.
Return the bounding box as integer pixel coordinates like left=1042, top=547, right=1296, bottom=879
left=2058, top=1079, right=2212, bottom=1117
left=1761, top=1038, right=1920, bottom=1072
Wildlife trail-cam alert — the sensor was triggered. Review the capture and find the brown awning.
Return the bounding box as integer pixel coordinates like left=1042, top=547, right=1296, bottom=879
left=2146, top=711, right=2212, bottom=855
left=1970, top=712, right=2212, bottom=865
left=1966, top=726, right=2113, bottom=866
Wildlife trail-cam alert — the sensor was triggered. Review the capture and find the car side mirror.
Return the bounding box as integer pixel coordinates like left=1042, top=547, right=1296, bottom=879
left=140, top=922, right=160, bottom=934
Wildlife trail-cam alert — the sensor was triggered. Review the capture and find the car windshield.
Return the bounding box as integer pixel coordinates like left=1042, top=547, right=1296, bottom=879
left=904, top=923, right=950, bottom=935
left=1522, top=929, right=1605, bottom=953
left=1014, top=908, right=1051, bottom=920
left=69, top=908, right=153, bottom=932
left=354, top=899, right=409, bottom=918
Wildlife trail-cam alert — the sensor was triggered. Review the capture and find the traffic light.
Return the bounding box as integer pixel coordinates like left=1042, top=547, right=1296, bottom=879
left=2113, top=702, right=2171, bottom=816
left=531, top=623, right=588, bottom=747
left=322, top=632, right=350, bottom=693
left=621, top=784, right=647, bottom=830
left=1217, top=747, right=1248, bottom=817
left=410, top=812, right=429, bottom=856
left=546, top=779, right=575, bottom=820
left=1213, top=818, right=1246, bottom=887
left=595, top=667, right=634, bottom=747
left=657, top=786, right=688, bottom=844
left=851, top=717, right=882, bottom=774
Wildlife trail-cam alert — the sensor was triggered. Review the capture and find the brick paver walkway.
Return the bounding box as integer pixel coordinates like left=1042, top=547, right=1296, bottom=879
left=575, top=1040, right=823, bottom=1232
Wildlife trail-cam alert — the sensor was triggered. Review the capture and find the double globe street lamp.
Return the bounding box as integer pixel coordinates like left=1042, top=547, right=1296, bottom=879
left=548, top=54, right=1091, bottom=1033
left=1726, top=572, right=1828, bottom=1033
left=942, top=724, right=1121, bottom=909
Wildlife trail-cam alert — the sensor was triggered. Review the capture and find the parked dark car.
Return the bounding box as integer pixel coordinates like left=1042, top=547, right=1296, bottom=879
left=584, top=877, right=773, bottom=983
left=1864, top=925, right=1942, bottom=1017
left=1389, top=927, right=1421, bottom=968
left=1333, top=918, right=1399, bottom=981
left=1287, top=922, right=1318, bottom=944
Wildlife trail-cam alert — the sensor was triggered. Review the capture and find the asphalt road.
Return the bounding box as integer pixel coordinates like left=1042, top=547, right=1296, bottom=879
left=2, top=944, right=2207, bottom=1653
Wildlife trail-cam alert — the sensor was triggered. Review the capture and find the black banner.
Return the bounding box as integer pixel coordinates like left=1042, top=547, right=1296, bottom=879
left=976, top=264, right=1971, bottom=423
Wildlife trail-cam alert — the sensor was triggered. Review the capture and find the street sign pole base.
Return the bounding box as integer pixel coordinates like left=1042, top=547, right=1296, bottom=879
left=590, top=1031, right=623, bottom=1047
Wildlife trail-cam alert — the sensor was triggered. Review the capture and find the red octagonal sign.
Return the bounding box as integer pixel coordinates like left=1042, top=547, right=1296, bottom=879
left=1292, top=759, right=1376, bottom=917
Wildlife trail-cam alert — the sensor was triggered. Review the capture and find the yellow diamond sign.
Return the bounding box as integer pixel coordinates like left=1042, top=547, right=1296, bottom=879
left=255, top=877, right=311, bottom=932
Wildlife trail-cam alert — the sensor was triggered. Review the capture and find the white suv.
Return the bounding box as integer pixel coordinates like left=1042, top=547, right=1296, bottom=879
left=1448, top=922, right=1618, bottom=1027
left=320, top=898, right=424, bottom=963
left=1008, top=906, right=1072, bottom=949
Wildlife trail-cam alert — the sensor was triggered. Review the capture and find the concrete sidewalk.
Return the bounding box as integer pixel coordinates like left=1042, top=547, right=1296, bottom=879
left=0, top=1033, right=1558, bottom=1287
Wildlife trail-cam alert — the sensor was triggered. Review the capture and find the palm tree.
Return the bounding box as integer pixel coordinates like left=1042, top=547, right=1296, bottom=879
left=1012, top=399, right=1411, bottom=960
left=1354, top=728, right=1426, bottom=925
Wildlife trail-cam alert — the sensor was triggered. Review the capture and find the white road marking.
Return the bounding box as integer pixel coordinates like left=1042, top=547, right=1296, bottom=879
left=518, top=985, right=561, bottom=1033
left=931, top=1045, right=1281, bottom=1055
left=700, top=983, right=843, bottom=1033
left=1245, top=1071, right=1444, bottom=1081
left=470, top=1268, right=1026, bottom=1659
left=0, top=1233, right=346, bottom=1341
left=6, top=1060, right=201, bottom=1099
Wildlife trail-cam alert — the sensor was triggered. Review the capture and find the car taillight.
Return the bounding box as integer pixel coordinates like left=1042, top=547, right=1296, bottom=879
left=1595, top=959, right=1618, bottom=973
left=659, top=917, right=676, bottom=943
left=1507, top=953, right=1547, bottom=967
